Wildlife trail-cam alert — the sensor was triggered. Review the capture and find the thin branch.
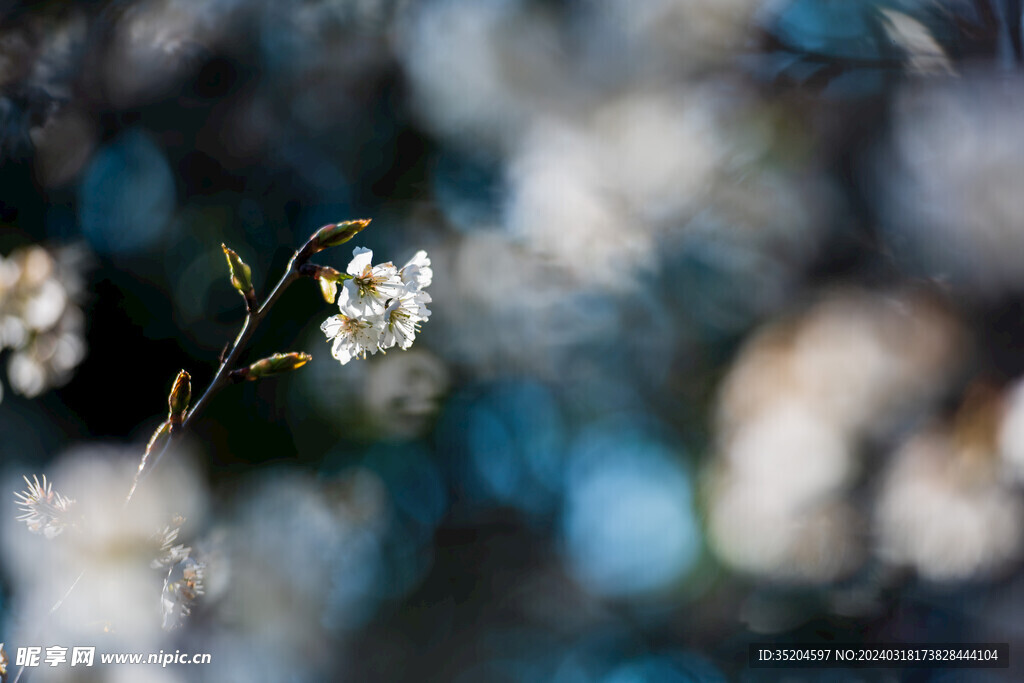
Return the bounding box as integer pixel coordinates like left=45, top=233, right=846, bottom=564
left=127, top=252, right=303, bottom=504
left=13, top=218, right=367, bottom=683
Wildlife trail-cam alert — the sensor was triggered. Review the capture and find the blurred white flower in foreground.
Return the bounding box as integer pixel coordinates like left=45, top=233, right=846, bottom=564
left=2, top=444, right=207, bottom=650
left=0, top=244, right=88, bottom=400
left=160, top=556, right=205, bottom=631
left=14, top=474, right=76, bottom=539
left=322, top=247, right=432, bottom=365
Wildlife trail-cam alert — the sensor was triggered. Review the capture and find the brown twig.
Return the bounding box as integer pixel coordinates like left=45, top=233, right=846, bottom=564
left=127, top=250, right=305, bottom=503
left=14, top=220, right=362, bottom=683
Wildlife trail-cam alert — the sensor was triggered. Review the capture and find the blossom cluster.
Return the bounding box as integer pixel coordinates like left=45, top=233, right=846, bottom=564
left=0, top=244, right=87, bottom=401
left=320, top=247, right=432, bottom=365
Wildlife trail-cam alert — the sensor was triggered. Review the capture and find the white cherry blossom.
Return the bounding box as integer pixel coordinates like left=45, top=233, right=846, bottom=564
left=342, top=247, right=404, bottom=313
left=321, top=288, right=385, bottom=365
left=381, top=289, right=432, bottom=351
left=321, top=248, right=432, bottom=364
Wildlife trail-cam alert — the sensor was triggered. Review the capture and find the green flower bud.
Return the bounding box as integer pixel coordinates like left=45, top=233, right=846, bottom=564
left=319, top=276, right=337, bottom=303
left=311, top=219, right=371, bottom=252
left=222, top=244, right=257, bottom=310
left=236, top=352, right=312, bottom=381
left=167, top=370, right=191, bottom=424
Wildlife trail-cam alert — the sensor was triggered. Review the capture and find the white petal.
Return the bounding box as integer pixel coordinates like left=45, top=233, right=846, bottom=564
left=395, top=318, right=417, bottom=349
left=331, top=335, right=354, bottom=364
left=355, top=321, right=380, bottom=346
left=404, top=250, right=430, bottom=270
left=338, top=283, right=360, bottom=311
left=373, top=266, right=404, bottom=291
left=321, top=315, right=344, bottom=338
left=401, top=250, right=432, bottom=290
left=347, top=247, right=374, bottom=276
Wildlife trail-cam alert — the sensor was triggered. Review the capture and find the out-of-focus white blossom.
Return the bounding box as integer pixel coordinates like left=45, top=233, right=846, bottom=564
left=150, top=516, right=192, bottom=569
left=875, top=428, right=1024, bottom=582
left=707, top=473, right=863, bottom=583
left=879, top=9, right=954, bottom=76
left=504, top=118, right=642, bottom=291
left=707, top=289, right=964, bottom=583
left=14, top=474, right=76, bottom=539
left=96, top=0, right=240, bottom=109
left=0, top=244, right=88, bottom=401
left=717, top=289, right=964, bottom=438
left=505, top=84, right=826, bottom=293
left=160, top=556, right=205, bottom=631
left=301, top=343, right=450, bottom=441
left=2, top=445, right=208, bottom=650
left=721, top=400, right=854, bottom=506
left=363, top=349, right=449, bottom=439
left=398, top=0, right=568, bottom=153
left=399, top=0, right=762, bottom=154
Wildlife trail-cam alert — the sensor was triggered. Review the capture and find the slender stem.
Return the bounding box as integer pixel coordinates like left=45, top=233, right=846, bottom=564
left=129, top=253, right=303, bottom=500
left=185, top=257, right=300, bottom=427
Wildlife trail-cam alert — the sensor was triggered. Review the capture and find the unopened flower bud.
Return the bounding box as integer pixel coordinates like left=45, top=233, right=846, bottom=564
left=222, top=244, right=257, bottom=310
left=319, top=277, right=337, bottom=303
left=233, top=352, right=312, bottom=381
left=309, top=219, right=371, bottom=254
left=167, top=370, right=191, bottom=424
